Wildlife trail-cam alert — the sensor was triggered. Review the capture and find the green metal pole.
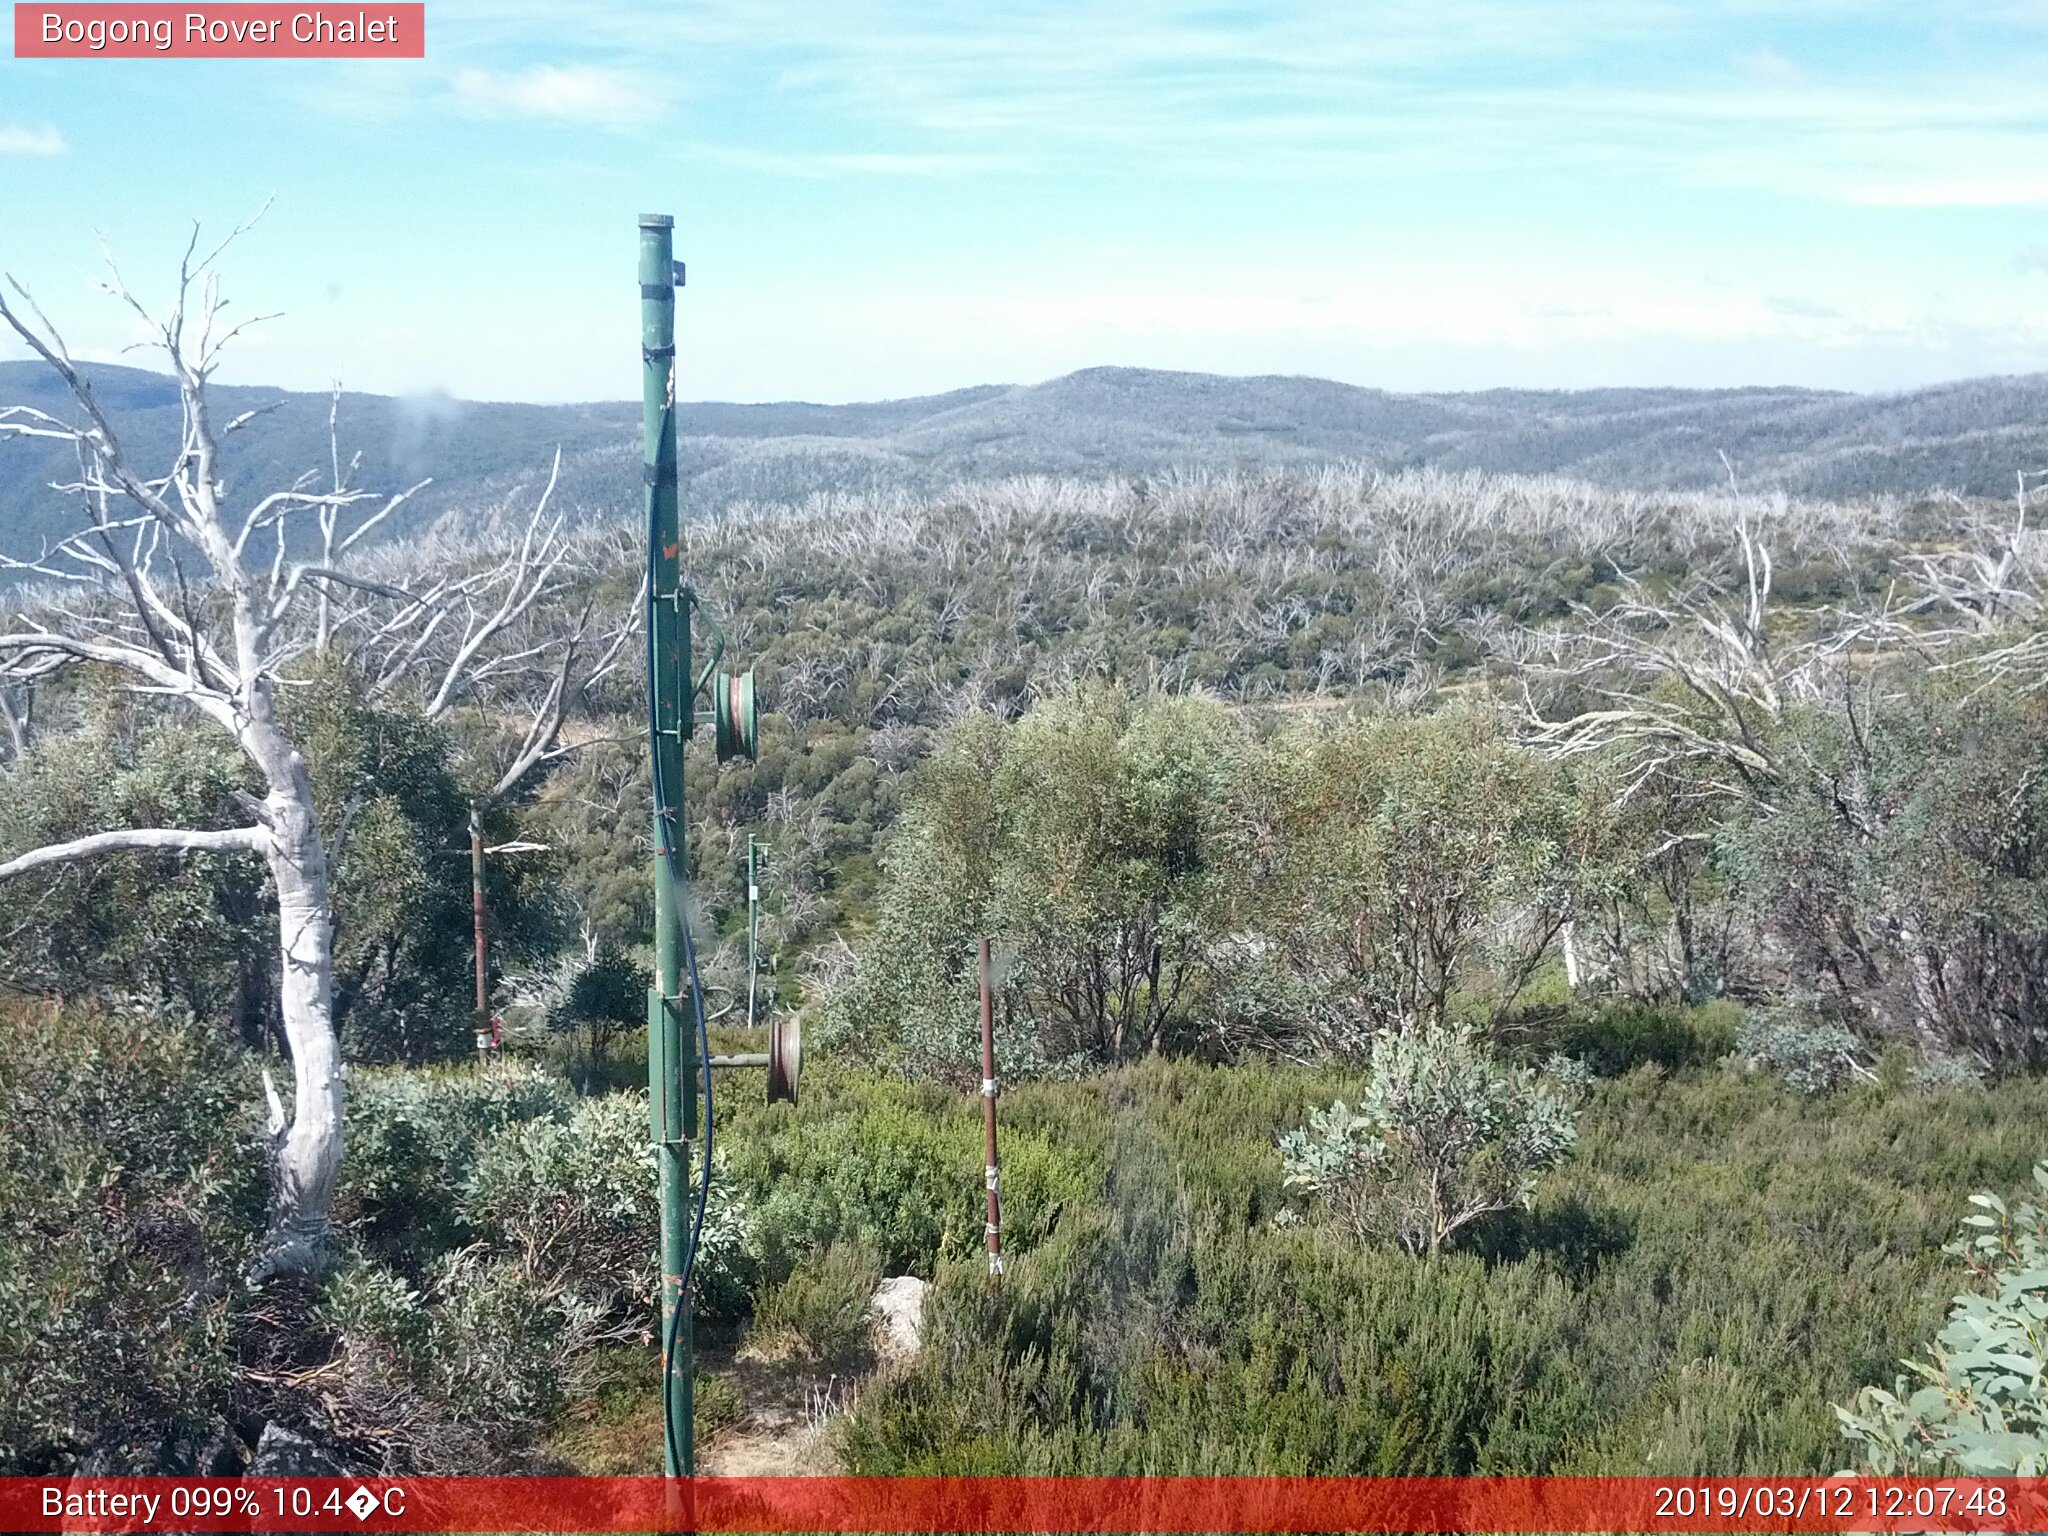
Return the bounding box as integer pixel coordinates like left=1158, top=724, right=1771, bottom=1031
left=640, top=212, right=695, bottom=1479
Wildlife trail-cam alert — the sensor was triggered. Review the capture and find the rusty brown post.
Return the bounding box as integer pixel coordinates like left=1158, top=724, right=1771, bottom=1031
left=469, top=801, right=489, bottom=1046
left=979, top=935, right=1002, bottom=1289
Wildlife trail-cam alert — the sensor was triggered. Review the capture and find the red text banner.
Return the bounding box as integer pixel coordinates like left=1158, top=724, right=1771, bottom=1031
left=2, top=1476, right=2046, bottom=1533
left=14, top=4, right=424, bottom=57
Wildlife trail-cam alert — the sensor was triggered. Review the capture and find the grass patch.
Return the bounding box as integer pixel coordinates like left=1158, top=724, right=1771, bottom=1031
left=829, top=1053, right=2048, bottom=1476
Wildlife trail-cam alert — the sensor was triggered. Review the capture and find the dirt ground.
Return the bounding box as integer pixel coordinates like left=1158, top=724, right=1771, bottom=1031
left=551, top=1288, right=918, bottom=1475
left=695, top=1345, right=855, bottom=1475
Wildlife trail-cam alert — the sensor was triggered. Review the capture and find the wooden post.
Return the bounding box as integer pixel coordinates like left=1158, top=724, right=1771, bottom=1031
left=469, top=802, right=489, bottom=1047
left=979, top=936, right=1002, bottom=1289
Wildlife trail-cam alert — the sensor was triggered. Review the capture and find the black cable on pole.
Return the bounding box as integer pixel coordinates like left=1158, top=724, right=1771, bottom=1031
left=647, top=437, right=714, bottom=1478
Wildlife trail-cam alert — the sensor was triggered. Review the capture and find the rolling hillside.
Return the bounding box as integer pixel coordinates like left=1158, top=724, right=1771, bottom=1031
left=4, top=362, right=2045, bottom=574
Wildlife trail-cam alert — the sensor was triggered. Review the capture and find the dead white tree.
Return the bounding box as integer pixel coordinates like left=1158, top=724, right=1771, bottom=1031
left=1508, top=516, right=1845, bottom=1007
left=1518, top=516, right=1832, bottom=808
left=0, top=683, right=29, bottom=760
left=1905, top=473, right=2048, bottom=693
left=1510, top=508, right=2023, bottom=1048
left=329, top=447, right=641, bottom=799
left=0, top=227, right=628, bottom=1276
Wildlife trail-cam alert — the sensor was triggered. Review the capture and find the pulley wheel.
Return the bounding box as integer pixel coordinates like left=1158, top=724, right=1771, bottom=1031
left=767, top=1010, right=801, bottom=1106
left=713, top=669, right=758, bottom=763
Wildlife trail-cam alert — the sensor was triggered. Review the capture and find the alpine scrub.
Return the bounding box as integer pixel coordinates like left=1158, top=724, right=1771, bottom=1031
left=1279, top=1023, right=1584, bottom=1254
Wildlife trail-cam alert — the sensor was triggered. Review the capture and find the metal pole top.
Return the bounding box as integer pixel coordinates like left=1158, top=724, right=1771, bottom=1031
left=639, top=213, right=675, bottom=229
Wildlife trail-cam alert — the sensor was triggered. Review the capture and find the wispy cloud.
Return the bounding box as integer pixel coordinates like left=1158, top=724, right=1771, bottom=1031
left=682, top=143, right=1038, bottom=177
left=450, top=64, right=658, bottom=127
left=1737, top=46, right=1806, bottom=85
left=0, top=124, right=66, bottom=157
left=271, top=2, right=2048, bottom=208
left=938, top=277, right=1967, bottom=352
left=1834, top=171, right=2048, bottom=208
left=427, top=1, right=2048, bottom=205
left=1767, top=295, right=1842, bottom=321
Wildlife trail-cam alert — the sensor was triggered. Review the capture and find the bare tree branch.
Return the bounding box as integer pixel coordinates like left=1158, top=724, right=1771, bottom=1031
left=480, top=582, right=643, bottom=804
left=0, top=824, right=268, bottom=882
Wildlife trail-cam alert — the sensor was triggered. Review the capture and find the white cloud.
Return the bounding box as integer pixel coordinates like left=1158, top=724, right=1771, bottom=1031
left=1836, top=172, right=2048, bottom=208
left=450, top=65, right=656, bottom=127
left=0, top=124, right=66, bottom=157
left=640, top=259, right=2048, bottom=401
left=284, top=3, right=2048, bottom=209
left=683, top=144, right=1036, bottom=177
left=1737, top=47, right=1806, bottom=85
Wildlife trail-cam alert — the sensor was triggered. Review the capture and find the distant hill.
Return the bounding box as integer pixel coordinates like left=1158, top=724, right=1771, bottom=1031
left=4, top=361, right=2045, bottom=571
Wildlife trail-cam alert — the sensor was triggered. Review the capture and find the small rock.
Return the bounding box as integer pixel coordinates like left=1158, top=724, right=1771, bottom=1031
left=869, top=1275, right=928, bottom=1363
left=192, top=1421, right=249, bottom=1477
left=250, top=1423, right=344, bottom=1478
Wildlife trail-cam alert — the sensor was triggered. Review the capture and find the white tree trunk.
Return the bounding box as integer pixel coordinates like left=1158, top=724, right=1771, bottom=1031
left=242, top=692, right=345, bottom=1279
left=257, top=790, right=342, bottom=1276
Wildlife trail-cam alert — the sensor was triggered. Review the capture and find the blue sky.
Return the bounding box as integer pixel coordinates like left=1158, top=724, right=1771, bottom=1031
left=4, top=1, right=2048, bottom=403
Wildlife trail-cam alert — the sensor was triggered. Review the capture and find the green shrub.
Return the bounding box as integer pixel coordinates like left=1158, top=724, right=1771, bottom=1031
left=288, top=667, right=569, bottom=1065
left=694, top=1372, right=746, bottom=1441
left=550, top=942, right=650, bottom=1065
left=1837, top=1165, right=2048, bottom=1474
left=339, top=1061, right=571, bottom=1267
left=1720, top=674, right=2048, bottom=1073
left=320, top=1249, right=613, bottom=1469
left=1280, top=1023, right=1582, bottom=1254
left=730, top=1070, right=1103, bottom=1281
left=1223, top=707, right=1586, bottom=1055
left=0, top=708, right=267, bottom=1036
left=322, top=1071, right=757, bottom=1467
left=992, top=1117, right=1101, bottom=1255
left=0, top=673, right=565, bottom=1064
left=331, top=1070, right=756, bottom=1464
left=749, top=1242, right=883, bottom=1367
left=336, top=1062, right=758, bottom=1465
left=821, top=687, right=1241, bottom=1080
left=1738, top=1003, right=1868, bottom=1096
left=0, top=1002, right=263, bottom=1473
left=843, top=1057, right=2048, bottom=1475
left=467, top=1094, right=754, bottom=1323
left=745, top=1087, right=965, bottom=1279
left=1912, top=1053, right=1987, bottom=1091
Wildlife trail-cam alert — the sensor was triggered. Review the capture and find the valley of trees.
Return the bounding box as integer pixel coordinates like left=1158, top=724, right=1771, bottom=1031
left=5, top=273, right=2048, bottom=1476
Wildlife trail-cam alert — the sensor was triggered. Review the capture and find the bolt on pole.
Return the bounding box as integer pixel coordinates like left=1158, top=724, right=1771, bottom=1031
left=640, top=211, right=695, bottom=1480
left=980, top=936, right=1003, bottom=1290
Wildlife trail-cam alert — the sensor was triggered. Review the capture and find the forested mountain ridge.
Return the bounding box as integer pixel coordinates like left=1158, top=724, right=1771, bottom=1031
left=5, top=361, right=2048, bottom=577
